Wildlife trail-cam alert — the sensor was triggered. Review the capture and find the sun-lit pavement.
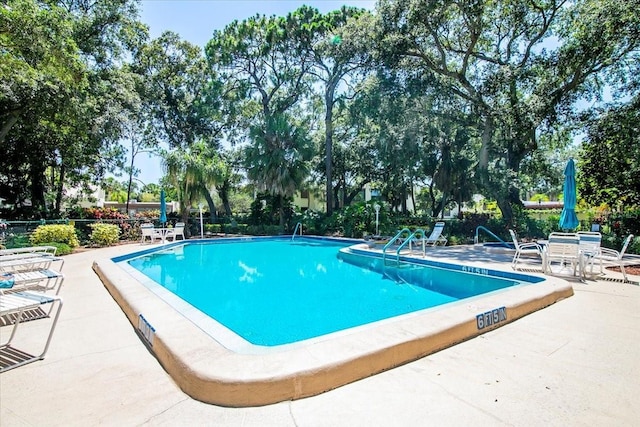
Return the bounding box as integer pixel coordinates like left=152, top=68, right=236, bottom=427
left=1, top=242, right=639, bottom=426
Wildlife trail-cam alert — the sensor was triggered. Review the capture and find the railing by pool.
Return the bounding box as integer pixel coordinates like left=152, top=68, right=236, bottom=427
left=474, top=226, right=511, bottom=248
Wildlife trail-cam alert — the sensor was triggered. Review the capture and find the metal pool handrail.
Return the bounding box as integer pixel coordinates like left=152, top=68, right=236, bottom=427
left=382, top=228, right=412, bottom=264
left=291, top=222, right=303, bottom=241
left=474, top=225, right=510, bottom=248
left=395, top=228, right=426, bottom=261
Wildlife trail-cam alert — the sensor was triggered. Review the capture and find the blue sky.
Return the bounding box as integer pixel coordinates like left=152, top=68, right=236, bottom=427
left=134, top=0, right=376, bottom=184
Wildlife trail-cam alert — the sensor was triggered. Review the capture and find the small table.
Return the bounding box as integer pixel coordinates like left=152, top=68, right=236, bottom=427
left=154, top=228, right=174, bottom=244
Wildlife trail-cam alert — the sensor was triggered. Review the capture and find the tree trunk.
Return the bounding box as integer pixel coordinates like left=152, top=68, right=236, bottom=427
left=401, top=184, right=408, bottom=213
left=477, top=115, right=494, bottom=188
left=29, top=162, right=48, bottom=218
left=125, top=153, right=135, bottom=214
left=217, top=179, right=233, bottom=217
left=324, top=80, right=337, bottom=216
left=345, top=180, right=371, bottom=206
left=0, top=109, right=21, bottom=144
left=410, top=178, right=416, bottom=214
left=203, top=190, right=217, bottom=223
left=54, top=164, right=66, bottom=216
left=278, top=195, right=285, bottom=233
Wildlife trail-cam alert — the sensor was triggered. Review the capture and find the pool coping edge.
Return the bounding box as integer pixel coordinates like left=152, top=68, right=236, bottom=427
left=92, top=247, right=574, bottom=407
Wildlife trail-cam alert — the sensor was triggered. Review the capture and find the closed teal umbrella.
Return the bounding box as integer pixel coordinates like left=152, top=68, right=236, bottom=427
left=559, top=158, right=579, bottom=230
left=159, top=190, right=167, bottom=226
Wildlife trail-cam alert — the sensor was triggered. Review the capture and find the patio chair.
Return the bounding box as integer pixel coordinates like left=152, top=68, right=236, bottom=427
left=140, top=223, right=161, bottom=244
left=543, top=232, right=581, bottom=276
left=509, top=229, right=542, bottom=270
left=577, top=231, right=603, bottom=278
left=591, top=234, right=635, bottom=282
left=166, top=222, right=186, bottom=241
left=424, top=222, right=447, bottom=246
left=0, top=290, right=64, bottom=372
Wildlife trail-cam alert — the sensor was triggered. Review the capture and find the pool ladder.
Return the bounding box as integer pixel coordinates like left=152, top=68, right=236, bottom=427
left=381, top=228, right=425, bottom=283
left=291, top=222, right=303, bottom=241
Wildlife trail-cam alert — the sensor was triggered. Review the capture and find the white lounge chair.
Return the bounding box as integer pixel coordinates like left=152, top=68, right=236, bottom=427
left=0, top=246, right=57, bottom=256
left=509, top=229, right=542, bottom=270
left=0, top=253, right=64, bottom=272
left=0, top=290, right=64, bottom=372
left=591, top=234, right=635, bottom=282
left=425, top=222, right=447, bottom=246
left=543, top=232, right=580, bottom=276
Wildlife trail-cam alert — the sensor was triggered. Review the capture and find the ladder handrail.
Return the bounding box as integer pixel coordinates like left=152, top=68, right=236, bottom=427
left=382, top=228, right=412, bottom=263
left=291, top=222, right=303, bottom=241
left=474, top=225, right=510, bottom=248
left=395, top=228, right=426, bottom=261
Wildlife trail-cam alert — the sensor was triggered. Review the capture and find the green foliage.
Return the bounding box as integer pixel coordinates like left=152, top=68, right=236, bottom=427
left=579, top=96, right=640, bottom=207
left=1, top=233, right=31, bottom=249
left=245, top=225, right=281, bottom=236
left=30, top=224, right=79, bottom=248
left=89, top=223, right=121, bottom=247
left=0, top=0, right=145, bottom=219
left=327, top=201, right=392, bottom=238
left=204, top=224, right=222, bottom=234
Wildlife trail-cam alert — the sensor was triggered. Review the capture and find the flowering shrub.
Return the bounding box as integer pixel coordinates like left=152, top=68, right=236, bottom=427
left=84, top=207, right=129, bottom=220
left=134, top=209, right=161, bottom=220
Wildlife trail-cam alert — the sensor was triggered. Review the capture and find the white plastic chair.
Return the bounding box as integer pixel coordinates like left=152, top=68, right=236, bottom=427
left=543, top=232, right=581, bottom=276
left=577, top=231, right=602, bottom=278
left=509, top=229, right=542, bottom=270
left=592, top=234, right=634, bottom=282
left=170, top=222, right=186, bottom=241
left=140, top=223, right=160, bottom=244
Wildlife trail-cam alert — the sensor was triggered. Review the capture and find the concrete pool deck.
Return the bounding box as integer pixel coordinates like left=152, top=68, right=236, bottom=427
left=1, top=241, right=639, bottom=425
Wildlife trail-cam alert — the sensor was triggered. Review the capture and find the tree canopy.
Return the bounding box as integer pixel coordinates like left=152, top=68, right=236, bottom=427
left=1, top=0, right=638, bottom=222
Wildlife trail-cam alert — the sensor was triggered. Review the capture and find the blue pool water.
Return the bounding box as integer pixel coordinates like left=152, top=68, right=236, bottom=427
left=123, top=238, right=525, bottom=346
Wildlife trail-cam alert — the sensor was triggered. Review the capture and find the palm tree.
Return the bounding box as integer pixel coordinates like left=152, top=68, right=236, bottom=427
left=245, top=114, right=314, bottom=231
left=163, top=141, right=225, bottom=229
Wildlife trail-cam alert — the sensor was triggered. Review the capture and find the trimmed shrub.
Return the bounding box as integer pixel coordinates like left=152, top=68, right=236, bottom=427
left=204, top=224, right=222, bottom=234
left=89, top=223, right=121, bottom=247
left=30, top=224, right=79, bottom=248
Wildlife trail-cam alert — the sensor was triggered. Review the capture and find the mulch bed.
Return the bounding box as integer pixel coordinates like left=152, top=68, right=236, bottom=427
left=607, top=265, right=640, bottom=276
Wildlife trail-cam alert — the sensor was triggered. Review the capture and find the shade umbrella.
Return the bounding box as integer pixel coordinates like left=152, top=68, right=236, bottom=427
left=559, top=158, right=579, bottom=230
left=159, top=189, right=167, bottom=227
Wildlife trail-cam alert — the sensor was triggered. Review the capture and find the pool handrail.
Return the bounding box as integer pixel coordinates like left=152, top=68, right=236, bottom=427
left=474, top=226, right=510, bottom=248
left=382, top=228, right=412, bottom=264
left=396, top=228, right=426, bottom=261
left=291, top=222, right=303, bottom=241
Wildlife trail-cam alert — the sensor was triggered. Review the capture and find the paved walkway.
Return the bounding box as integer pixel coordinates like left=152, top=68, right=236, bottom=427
left=1, top=243, right=639, bottom=426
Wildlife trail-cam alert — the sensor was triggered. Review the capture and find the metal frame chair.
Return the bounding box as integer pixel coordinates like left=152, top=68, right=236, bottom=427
left=509, top=229, right=542, bottom=270
left=0, top=291, right=63, bottom=372
left=592, top=234, right=635, bottom=282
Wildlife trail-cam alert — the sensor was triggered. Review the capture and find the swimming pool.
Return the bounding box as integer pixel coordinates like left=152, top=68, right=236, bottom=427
left=123, top=238, right=526, bottom=347
left=95, top=236, right=573, bottom=406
